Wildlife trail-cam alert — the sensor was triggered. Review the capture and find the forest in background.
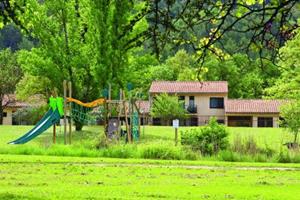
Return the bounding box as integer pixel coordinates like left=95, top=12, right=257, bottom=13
left=0, top=0, right=299, bottom=105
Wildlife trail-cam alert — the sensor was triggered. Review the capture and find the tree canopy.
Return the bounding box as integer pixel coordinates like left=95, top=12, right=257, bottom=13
left=150, top=93, right=187, bottom=125
left=0, top=49, right=22, bottom=124
left=0, top=0, right=299, bottom=128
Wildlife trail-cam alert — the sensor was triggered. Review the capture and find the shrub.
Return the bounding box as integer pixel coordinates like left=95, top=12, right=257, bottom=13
left=231, top=135, right=275, bottom=158
left=140, top=145, right=183, bottom=160
left=277, top=149, right=292, bottom=163
left=181, top=118, right=229, bottom=155
left=12, top=105, right=48, bottom=125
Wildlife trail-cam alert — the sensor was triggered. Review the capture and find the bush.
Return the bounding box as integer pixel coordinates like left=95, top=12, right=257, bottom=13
left=277, top=149, right=292, bottom=163
left=12, top=105, right=48, bottom=125
left=181, top=118, right=229, bottom=155
left=231, top=135, right=275, bottom=158
left=140, top=145, right=182, bottom=160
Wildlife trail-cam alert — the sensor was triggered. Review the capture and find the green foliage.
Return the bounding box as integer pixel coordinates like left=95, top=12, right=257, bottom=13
left=16, top=0, right=100, bottom=103
left=0, top=49, right=22, bottom=94
left=203, top=54, right=279, bottom=98
left=266, top=30, right=300, bottom=99
left=140, top=145, right=184, bottom=160
left=12, top=105, right=48, bottom=125
left=150, top=93, right=187, bottom=124
left=181, top=118, right=229, bottom=155
left=16, top=74, right=52, bottom=100
left=0, top=49, right=23, bottom=124
left=280, top=101, right=300, bottom=143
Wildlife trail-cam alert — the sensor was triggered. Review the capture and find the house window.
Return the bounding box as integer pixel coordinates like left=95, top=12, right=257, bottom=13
left=210, top=97, right=224, bottom=109
left=228, top=116, right=252, bottom=127
left=217, top=119, right=225, bottom=124
left=3, top=112, right=7, bottom=117
left=189, top=96, right=195, bottom=106
left=178, top=96, right=185, bottom=108
left=258, top=117, right=273, bottom=127
left=178, top=96, right=185, bottom=101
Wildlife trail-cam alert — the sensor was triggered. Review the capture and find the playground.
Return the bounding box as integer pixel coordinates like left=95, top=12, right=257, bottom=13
left=7, top=80, right=143, bottom=146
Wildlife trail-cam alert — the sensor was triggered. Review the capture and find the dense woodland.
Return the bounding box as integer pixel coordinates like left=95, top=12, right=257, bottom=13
left=0, top=0, right=300, bottom=125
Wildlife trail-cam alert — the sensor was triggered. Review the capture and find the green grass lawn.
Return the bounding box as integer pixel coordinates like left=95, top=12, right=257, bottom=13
left=0, top=154, right=300, bottom=200
left=0, top=126, right=299, bottom=199
left=140, top=126, right=293, bottom=149
left=0, top=125, right=292, bottom=147
left=0, top=125, right=294, bottom=160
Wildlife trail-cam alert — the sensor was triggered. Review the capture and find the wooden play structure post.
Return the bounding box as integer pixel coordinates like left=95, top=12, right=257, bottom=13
left=138, top=101, right=141, bottom=138
left=63, top=80, right=67, bottom=145
left=51, top=89, right=58, bottom=144
left=104, top=99, right=108, bottom=137
left=68, top=81, right=72, bottom=144
left=53, top=124, right=56, bottom=144
left=122, top=91, right=132, bottom=143
left=63, top=80, right=73, bottom=145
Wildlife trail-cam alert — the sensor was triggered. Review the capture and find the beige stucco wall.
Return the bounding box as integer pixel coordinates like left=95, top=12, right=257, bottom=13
left=226, top=113, right=280, bottom=128
left=150, top=92, right=280, bottom=127
left=150, top=92, right=227, bottom=125
left=2, top=108, right=13, bottom=125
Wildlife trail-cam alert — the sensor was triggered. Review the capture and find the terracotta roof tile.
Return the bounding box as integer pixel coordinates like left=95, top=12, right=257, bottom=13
left=225, top=99, right=288, bottom=114
left=136, top=100, right=150, bottom=114
left=2, top=94, right=29, bottom=108
left=149, top=81, right=228, bottom=94
left=2, top=94, right=45, bottom=108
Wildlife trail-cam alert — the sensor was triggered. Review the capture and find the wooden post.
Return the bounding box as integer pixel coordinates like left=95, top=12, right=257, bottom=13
left=108, top=84, right=111, bottom=100
left=122, top=92, right=131, bottom=143
left=138, top=100, right=141, bottom=139
left=117, top=89, right=122, bottom=139
left=53, top=124, right=56, bottom=144
left=63, top=80, right=67, bottom=145
left=104, top=99, right=108, bottom=137
left=68, top=81, right=72, bottom=145
left=175, top=128, right=178, bottom=146
left=143, top=112, right=145, bottom=137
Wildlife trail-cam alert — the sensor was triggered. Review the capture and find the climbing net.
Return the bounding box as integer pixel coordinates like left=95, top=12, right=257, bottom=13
left=67, top=98, right=105, bottom=125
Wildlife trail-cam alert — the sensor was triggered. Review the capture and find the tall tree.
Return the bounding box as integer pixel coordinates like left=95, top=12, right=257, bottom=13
left=14, top=0, right=149, bottom=130
left=150, top=93, right=187, bottom=125
left=146, top=0, right=299, bottom=66
left=90, top=0, right=149, bottom=88
left=0, top=49, right=22, bottom=124
left=16, top=0, right=100, bottom=130
left=266, top=30, right=300, bottom=99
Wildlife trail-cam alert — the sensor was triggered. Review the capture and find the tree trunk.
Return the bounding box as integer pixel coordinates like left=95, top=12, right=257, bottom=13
left=294, top=132, right=298, bottom=144
left=75, top=120, right=83, bottom=131
left=0, top=103, right=3, bottom=125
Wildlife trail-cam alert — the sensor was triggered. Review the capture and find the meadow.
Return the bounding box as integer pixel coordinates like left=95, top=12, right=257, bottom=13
left=0, top=154, right=300, bottom=200
left=0, top=126, right=300, bottom=199
left=0, top=125, right=296, bottom=162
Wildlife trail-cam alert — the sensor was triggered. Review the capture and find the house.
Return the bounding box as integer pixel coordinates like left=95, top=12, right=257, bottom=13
left=148, top=81, right=286, bottom=127
left=2, top=94, right=29, bottom=125
left=225, top=99, right=284, bottom=127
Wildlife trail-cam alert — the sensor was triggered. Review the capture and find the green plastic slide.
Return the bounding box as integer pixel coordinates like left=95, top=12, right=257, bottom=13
left=9, top=96, right=65, bottom=144
left=9, top=109, right=61, bottom=144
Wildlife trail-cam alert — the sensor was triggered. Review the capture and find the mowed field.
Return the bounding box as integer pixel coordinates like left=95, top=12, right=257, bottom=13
left=0, top=154, right=300, bottom=200
left=0, top=125, right=299, bottom=199
left=0, top=125, right=293, bottom=150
